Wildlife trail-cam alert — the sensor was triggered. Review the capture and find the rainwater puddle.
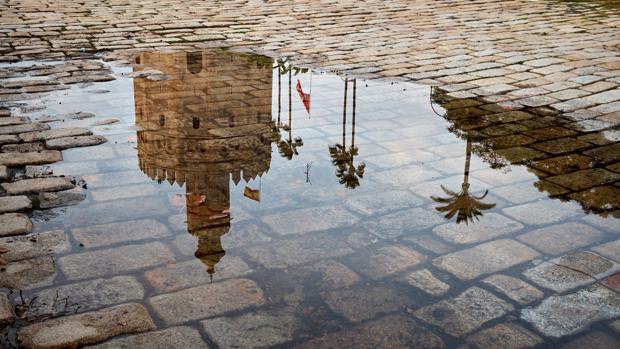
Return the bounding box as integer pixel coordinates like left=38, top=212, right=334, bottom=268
left=2, top=50, right=619, bottom=348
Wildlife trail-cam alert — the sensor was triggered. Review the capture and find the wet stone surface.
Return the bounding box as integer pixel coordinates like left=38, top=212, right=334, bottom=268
left=0, top=46, right=619, bottom=348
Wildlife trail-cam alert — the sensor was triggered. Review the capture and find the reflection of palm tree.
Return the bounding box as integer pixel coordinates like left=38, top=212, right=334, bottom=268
left=329, top=79, right=365, bottom=189
left=431, top=138, right=495, bottom=224
left=274, top=59, right=303, bottom=159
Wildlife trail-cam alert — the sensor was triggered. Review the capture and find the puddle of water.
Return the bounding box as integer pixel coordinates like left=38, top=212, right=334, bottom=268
left=2, top=49, right=620, bottom=347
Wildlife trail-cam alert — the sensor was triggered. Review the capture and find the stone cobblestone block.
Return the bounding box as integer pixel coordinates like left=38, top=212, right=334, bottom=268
left=482, top=274, right=543, bottom=305
left=293, top=315, right=445, bottom=349
left=502, top=200, right=581, bottom=225
left=523, top=252, right=620, bottom=292
left=433, top=213, right=523, bottom=244
left=0, top=293, right=15, bottom=326
left=202, top=310, right=305, bottom=349
left=399, top=269, right=450, bottom=296
left=262, top=205, right=358, bottom=235
left=466, top=323, right=542, bottom=349
left=560, top=331, right=620, bottom=349
left=0, top=212, right=32, bottom=237
left=59, top=241, right=175, bottom=280
left=592, top=239, right=620, bottom=263
left=86, top=326, right=208, bottom=349
left=521, top=284, right=620, bottom=338
left=149, top=278, right=265, bottom=325
left=323, top=284, right=414, bottom=323
left=344, top=190, right=424, bottom=216
left=366, top=207, right=445, bottom=239
left=415, top=286, right=513, bottom=337
left=0, top=151, right=62, bottom=167
left=0, top=229, right=68, bottom=262
left=343, top=244, right=425, bottom=279
left=0, top=195, right=31, bottom=213
left=17, top=303, right=156, bottom=349
left=0, top=256, right=56, bottom=289
left=1, top=177, right=73, bottom=195
left=517, top=222, right=604, bottom=255
left=433, top=239, right=539, bottom=280
left=71, top=219, right=171, bottom=248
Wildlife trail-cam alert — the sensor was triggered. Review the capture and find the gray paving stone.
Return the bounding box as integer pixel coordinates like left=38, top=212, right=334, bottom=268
left=262, top=205, right=358, bottom=235
left=0, top=229, right=69, bottom=262
left=415, top=286, right=513, bottom=336
left=517, top=222, right=604, bottom=255
left=0, top=212, right=32, bottom=237
left=466, top=323, right=543, bottom=349
left=399, top=268, right=450, bottom=296
left=149, top=278, right=265, bottom=325
left=323, top=284, right=414, bottom=323
left=45, top=135, right=107, bottom=150
left=0, top=256, right=56, bottom=289
left=523, top=252, right=620, bottom=292
left=344, top=190, right=424, bottom=216
left=72, top=219, right=171, bottom=249
left=17, top=276, right=144, bottom=319
left=17, top=303, right=156, bottom=349
left=38, top=187, right=86, bottom=209
left=502, top=200, right=581, bottom=226
left=433, top=239, right=539, bottom=280
left=366, top=207, right=445, bottom=239
left=0, top=123, right=49, bottom=135
left=592, top=239, right=620, bottom=263
left=203, top=310, right=305, bottom=349
left=293, top=315, right=445, bottom=349
left=59, top=241, right=175, bottom=280
left=521, top=284, right=620, bottom=338
left=0, top=195, right=31, bottom=213
left=19, top=127, right=92, bottom=142
left=244, top=231, right=354, bottom=268
left=87, top=326, right=208, bottom=349
left=0, top=293, right=15, bottom=326
left=144, top=256, right=252, bottom=293
left=433, top=213, right=523, bottom=244
left=343, top=244, right=425, bottom=279
left=560, top=331, right=620, bottom=349
left=0, top=150, right=62, bottom=167
left=2, top=177, right=73, bottom=195
left=482, top=274, right=544, bottom=305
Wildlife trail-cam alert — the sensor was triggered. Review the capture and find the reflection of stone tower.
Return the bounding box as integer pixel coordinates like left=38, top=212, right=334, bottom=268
left=134, top=51, right=274, bottom=278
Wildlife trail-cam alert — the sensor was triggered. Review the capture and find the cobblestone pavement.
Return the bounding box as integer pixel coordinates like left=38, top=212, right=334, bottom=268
left=0, top=0, right=620, bottom=348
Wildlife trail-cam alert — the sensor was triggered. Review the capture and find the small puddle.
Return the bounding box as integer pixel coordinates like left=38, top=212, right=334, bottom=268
left=2, top=49, right=619, bottom=347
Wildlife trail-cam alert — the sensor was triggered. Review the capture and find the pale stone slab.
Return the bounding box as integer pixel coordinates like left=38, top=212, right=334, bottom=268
left=295, top=315, right=444, bottom=349
left=561, top=331, right=620, bottom=349
left=521, top=284, right=620, bottom=338
left=2, top=177, right=73, bottom=195
left=71, top=219, right=171, bottom=249
left=0, top=151, right=62, bottom=167
left=38, top=187, right=86, bottom=209
left=0, top=123, right=49, bottom=136
left=0, top=293, right=15, bottom=326
left=0, top=213, right=32, bottom=237
left=433, top=213, right=523, bottom=244
left=45, top=135, right=107, bottom=150
left=517, top=222, right=605, bottom=255
left=17, top=276, right=144, bottom=319
left=0, top=256, right=56, bottom=289
left=17, top=303, right=156, bottom=349
left=482, top=274, right=544, bottom=305
left=149, top=278, right=265, bottom=325
left=59, top=241, right=175, bottom=280
left=433, top=239, right=540, bottom=280
left=86, top=326, right=208, bottom=349
left=366, top=207, right=445, bottom=239
left=466, top=323, right=543, bottom=349
left=144, top=256, right=252, bottom=293
left=323, top=284, right=414, bottom=323
left=592, top=239, right=620, bottom=263
left=415, top=287, right=513, bottom=336
left=0, top=195, right=31, bottom=213
left=399, top=269, right=450, bottom=296
left=502, top=200, right=581, bottom=226
left=262, top=205, right=358, bottom=235
left=0, top=230, right=69, bottom=262
left=343, top=190, right=424, bottom=216
left=523, top=252, right=620, bottom=292
left=202, top=310, right=305, bottom=349
left=19, top=127, right=92, bottom=142
left=343, top=244, right=425, bottom=279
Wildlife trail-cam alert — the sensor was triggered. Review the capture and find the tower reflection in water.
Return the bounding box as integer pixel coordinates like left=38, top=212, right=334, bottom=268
left=133, top=51, right=274, bottom=279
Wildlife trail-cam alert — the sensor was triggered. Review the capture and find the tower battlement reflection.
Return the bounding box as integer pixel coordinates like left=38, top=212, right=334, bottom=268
left=133, top=50, right=274, bottom=278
